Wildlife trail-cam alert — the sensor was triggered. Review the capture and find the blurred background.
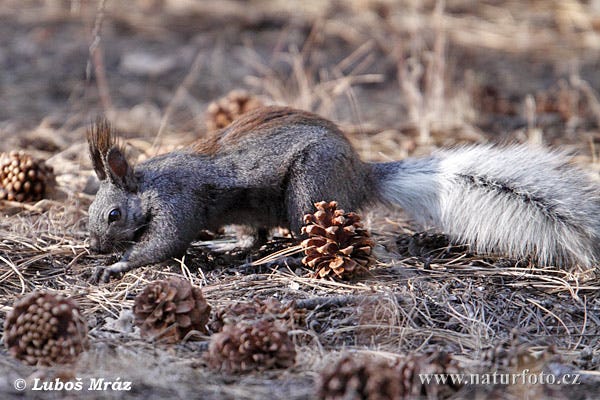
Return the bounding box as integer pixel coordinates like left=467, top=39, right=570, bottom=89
left=1, top=0, right=600, bottom=165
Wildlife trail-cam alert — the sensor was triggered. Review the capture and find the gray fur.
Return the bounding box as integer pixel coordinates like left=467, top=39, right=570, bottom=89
left=374, top=145, right=600, bottom=266
left=87, top=109, right=600, bottom=282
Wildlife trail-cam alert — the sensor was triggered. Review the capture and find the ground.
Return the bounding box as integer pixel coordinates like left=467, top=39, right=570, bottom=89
left=1, top=0, right=600, bottom=399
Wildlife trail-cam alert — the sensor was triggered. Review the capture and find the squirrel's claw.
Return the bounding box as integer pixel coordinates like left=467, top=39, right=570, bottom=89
left=91, top=261, right=131, bottom=284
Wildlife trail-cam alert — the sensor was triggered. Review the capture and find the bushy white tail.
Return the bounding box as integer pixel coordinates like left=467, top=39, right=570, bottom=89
left=373, top=145, right=600, bottom=266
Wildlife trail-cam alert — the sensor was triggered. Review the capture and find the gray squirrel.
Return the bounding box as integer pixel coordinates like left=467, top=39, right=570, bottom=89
left=87, top=106, right=600, bottom=282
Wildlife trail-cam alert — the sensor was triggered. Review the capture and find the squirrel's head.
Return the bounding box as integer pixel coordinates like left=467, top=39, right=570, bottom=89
left=87, top=120, right=145, bottom=253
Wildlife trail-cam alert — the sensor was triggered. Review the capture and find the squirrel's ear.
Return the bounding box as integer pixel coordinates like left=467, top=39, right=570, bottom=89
left=106, top=147, right=137, bottom=192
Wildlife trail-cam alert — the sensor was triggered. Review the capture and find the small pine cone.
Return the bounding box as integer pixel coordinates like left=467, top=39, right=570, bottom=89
left=205, top=90, right=264, bottom=131
left=301, top=201, right=375, bottom=279
left=3, top=291, right=89, bottom=366
left=133, top=277, right=211, bottom=343
left=207, top=319, right=296, bottom=373
left=0, top=151, right=54, bottom=202
left=208, top=298, right=301, bottom=333
left=481, top=339, right=538, bottom=371
left=481, top=341, right=513, bottom=369
left=535, top=82, right=584, bottom=121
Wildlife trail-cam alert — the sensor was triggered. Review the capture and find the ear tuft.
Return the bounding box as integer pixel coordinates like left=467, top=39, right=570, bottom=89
left=87, top=118, right=114, bottom=181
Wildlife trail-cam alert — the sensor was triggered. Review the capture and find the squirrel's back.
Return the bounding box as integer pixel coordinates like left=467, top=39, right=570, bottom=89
left=193, top=106, right=347, bottom=155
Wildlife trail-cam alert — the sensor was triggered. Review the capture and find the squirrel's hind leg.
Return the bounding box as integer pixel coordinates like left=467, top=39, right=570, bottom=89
left=202, top=225, right=268, bottom=253
left=284, top=148, right=372, bottom=233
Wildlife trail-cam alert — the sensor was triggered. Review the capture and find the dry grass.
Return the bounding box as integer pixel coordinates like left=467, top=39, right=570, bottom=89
left=2, top=0, right=600, bottom=399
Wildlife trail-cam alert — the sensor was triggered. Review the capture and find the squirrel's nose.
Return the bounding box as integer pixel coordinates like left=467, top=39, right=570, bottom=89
left=89, top=236, right=101, bottom=252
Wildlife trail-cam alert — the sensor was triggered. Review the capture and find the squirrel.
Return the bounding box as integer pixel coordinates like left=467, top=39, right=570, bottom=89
left=87, top=106, right=600, bottom=282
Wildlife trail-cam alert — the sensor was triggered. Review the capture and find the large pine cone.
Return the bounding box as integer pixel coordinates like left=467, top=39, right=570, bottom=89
left=317, top=352, right=462, bottom=400
left=0, top=151, right=53, bottom=202
left=207, top=319, right=296, bottom=373
left=209, top=298, right=301, bottom=333
left=133, top=277, right=211, bottom=343
left=205, top=90, right=264, bottom=131
left=301, top=201, right=375, bottom=279
left=3, top=291, right=89, bottom=366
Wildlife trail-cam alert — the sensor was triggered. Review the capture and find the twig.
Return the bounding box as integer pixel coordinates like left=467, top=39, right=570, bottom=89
left=251, top=245, right=304, bottom=266
left=571, top=74, right=600, bottom=128
left=86, top=0, right=112, bottom=112
left=151, top=49, right=205, bottom=154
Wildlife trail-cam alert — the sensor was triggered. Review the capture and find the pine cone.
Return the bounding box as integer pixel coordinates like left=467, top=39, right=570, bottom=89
left=481, top=338, right=539, bottom=371
left=207, top=319, right=296, bottom=373
left=534, top=82, right=584, bottom=121
left=396, top=352, right=462, bottom=399
left=301, top=201, right=375, bottom=279
left=205, top=90, right=264, bottom=131
left=3, top=291, right=89, bottom=366
left=209, top=298, right=301, bottom=333
left=317, top=352, right=462, bottom=400
left=0, top=151, right=53, bottom=202
left=133, top=277, right=211, bottom=343
left=317, top=355, right=401, bottom=400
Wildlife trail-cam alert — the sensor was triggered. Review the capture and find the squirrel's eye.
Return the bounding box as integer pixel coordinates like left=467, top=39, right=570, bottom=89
left=108, top=208, right=121, bottom=223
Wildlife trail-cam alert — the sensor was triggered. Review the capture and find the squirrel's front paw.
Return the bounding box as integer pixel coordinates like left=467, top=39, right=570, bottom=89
left=91, top=261, right=131, bottom=283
